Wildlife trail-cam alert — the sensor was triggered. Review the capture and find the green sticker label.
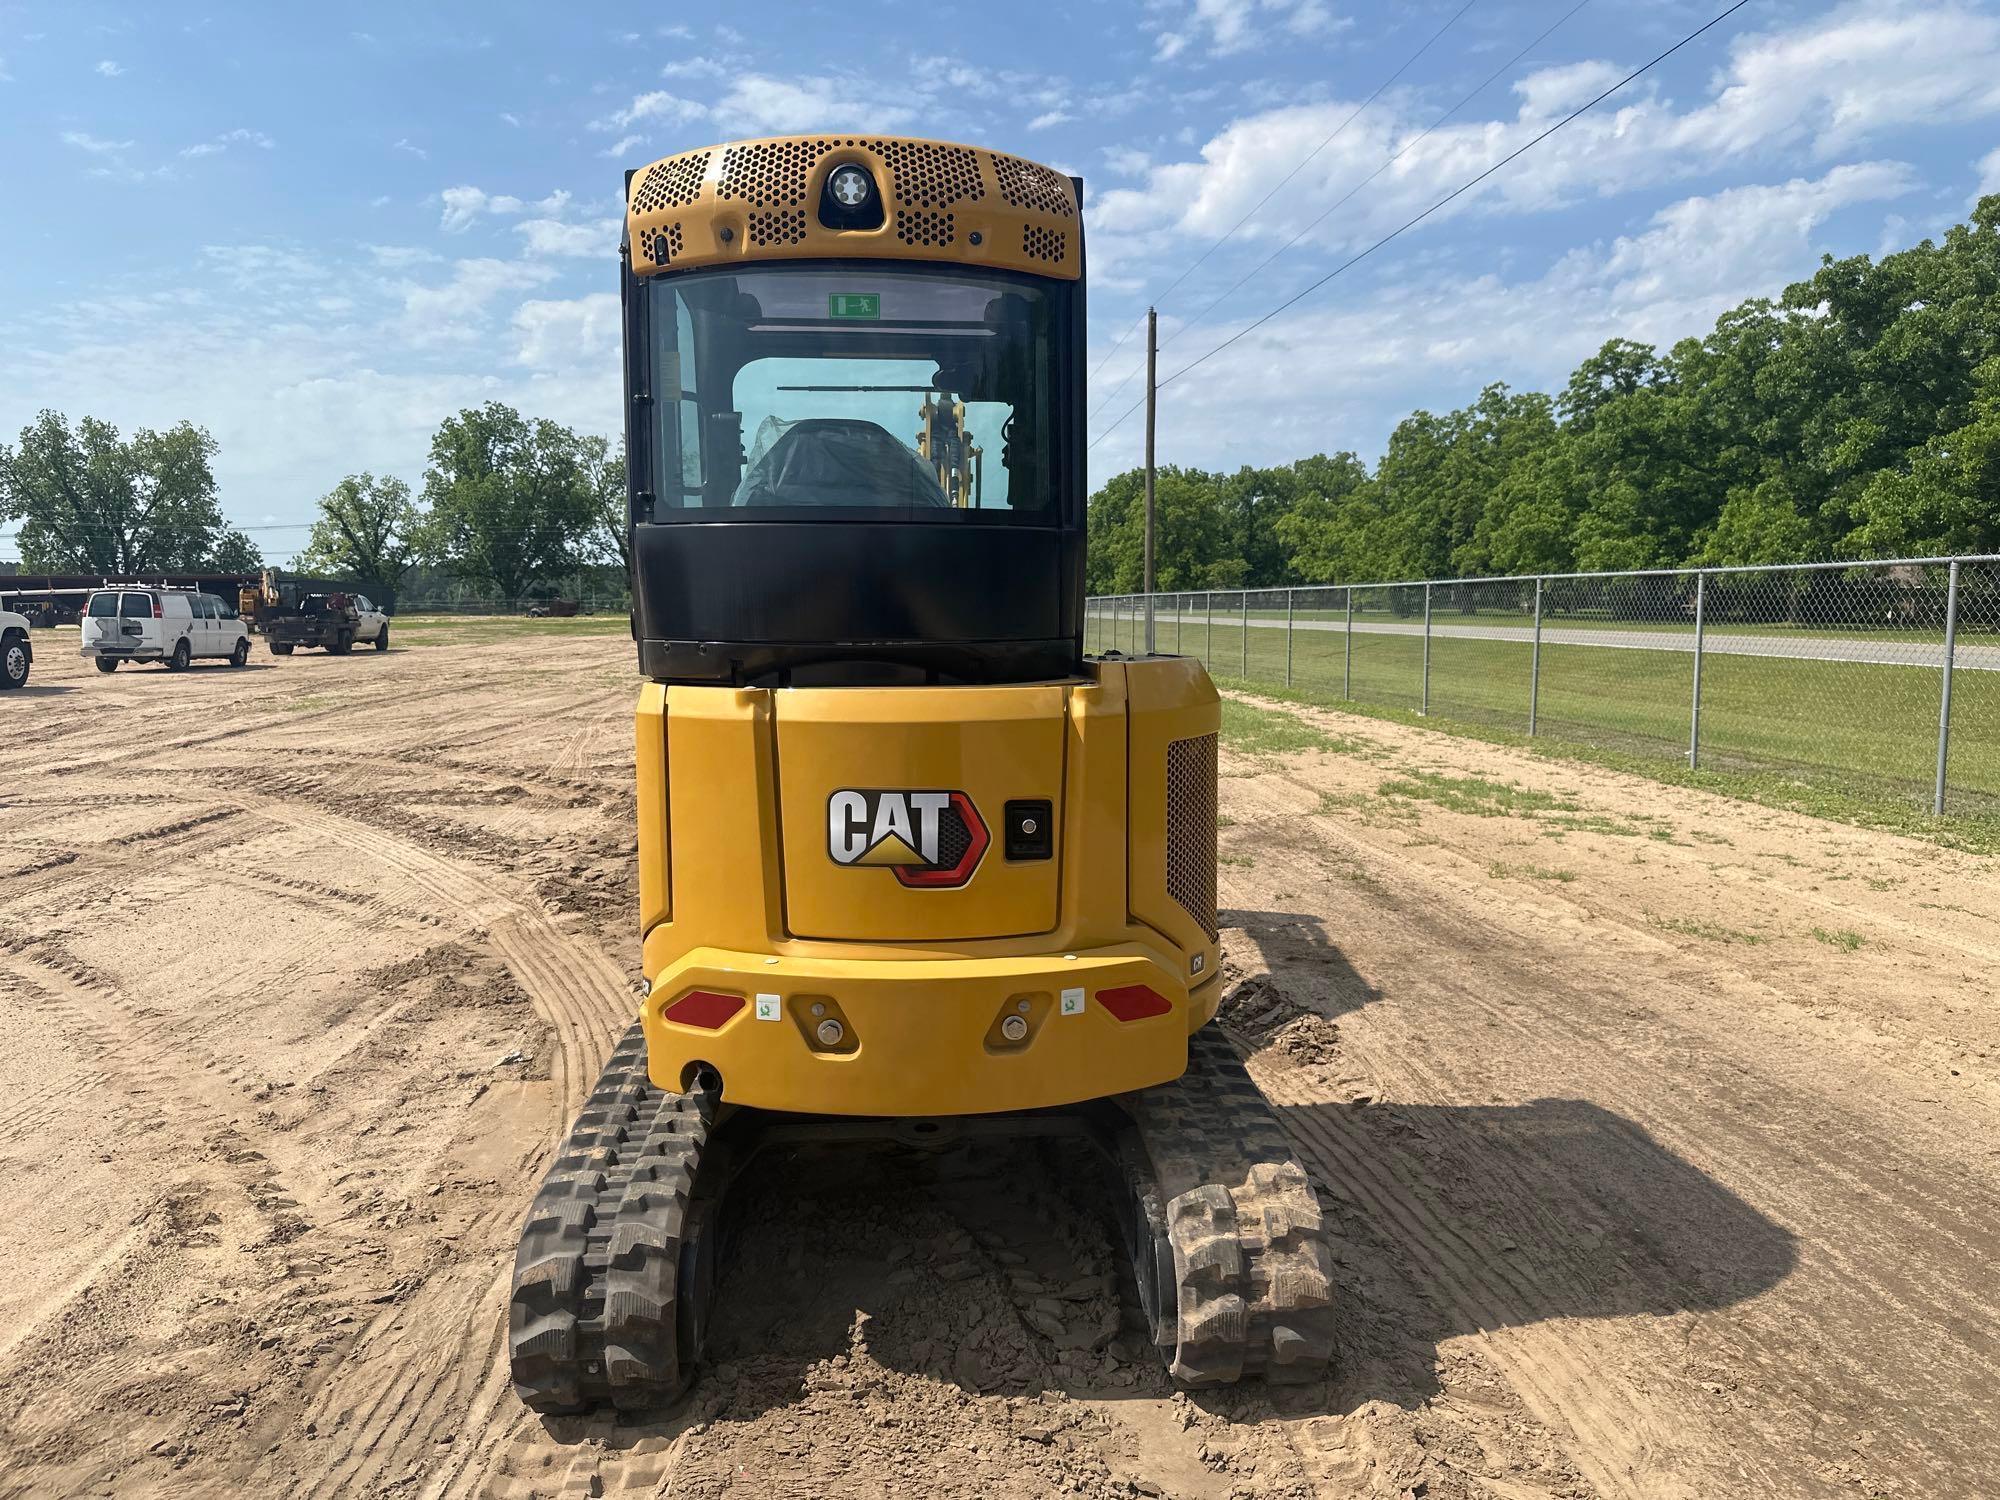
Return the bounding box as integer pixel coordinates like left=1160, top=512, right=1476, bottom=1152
left=829, top=293, right=881, bottom=320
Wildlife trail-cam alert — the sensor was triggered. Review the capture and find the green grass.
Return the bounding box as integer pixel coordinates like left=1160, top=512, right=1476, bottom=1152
left=1087, top=611, right=2000, bottom=853
left=1653, top=915, right=1766, bottom=945
left=1134, top=602, right=2000, bottom=648
left=1489, top=860, right=1577, bottom=882
left=1377, top=769, right=1575, bottom=817
left=1812, top=926, right=1865, bottom=951
left=390, top=613, right=631, bottom=645
left=1219, top=698, right=1355, bottom=756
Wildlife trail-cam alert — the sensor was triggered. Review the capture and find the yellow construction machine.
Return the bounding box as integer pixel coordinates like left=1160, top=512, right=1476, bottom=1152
left=508, top=135, right=1336, bottom=1411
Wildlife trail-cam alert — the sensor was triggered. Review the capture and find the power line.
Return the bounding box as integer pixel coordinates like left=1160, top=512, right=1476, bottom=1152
left=1086, top=0, right=1484, bottom=419
left=1091, top=0, right=1758, bottom=451
left=1163, top=0, right=1596, bottom=353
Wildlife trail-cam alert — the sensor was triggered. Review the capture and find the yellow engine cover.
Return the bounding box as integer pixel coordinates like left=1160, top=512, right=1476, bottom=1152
left=776, top=684, right=1063, bottom=942
left=633, top=657, right=1222, bottom=1117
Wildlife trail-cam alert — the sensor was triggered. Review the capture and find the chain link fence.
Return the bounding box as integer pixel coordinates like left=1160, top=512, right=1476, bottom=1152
left=1088, top=556, right=2000, bottom=819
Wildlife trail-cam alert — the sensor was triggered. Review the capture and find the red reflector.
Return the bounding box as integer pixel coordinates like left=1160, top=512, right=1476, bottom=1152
left=662, top=989, right=744, bottom=1030
left=152, top=600, right=163, bottom=619
left=1096, top=985, right=1171, bottom=1023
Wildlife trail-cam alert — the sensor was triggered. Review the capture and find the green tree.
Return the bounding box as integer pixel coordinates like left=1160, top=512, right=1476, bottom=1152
left=0, top=411, right=250, bottom=571
left=581, top=435, right=631, bottom=574
left=295, top=473, right=424, bottom=606
left=1086, top=466, right=1239, bottom=594
left=419, top=403, right=599, bottom=602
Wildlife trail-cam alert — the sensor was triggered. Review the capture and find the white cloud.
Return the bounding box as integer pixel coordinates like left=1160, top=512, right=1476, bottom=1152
left=595, top=89, right=707, bottom=133
left=180, top=127, right=276, bottom=158
left=1284, top=0, right=1345, bottom=37
left=1028, top=110, right=1072, bottom=131
left=1979, top=145, right=2000, bottom=199
left=1093, top=0, right=2000, bottom=276
left=393, top=138, right=428, bottom=160
left=60, top=130, right=132, bottom=154
left=1689, top=0, right=2000, bottom=156
left=512, top=292, right=620, bottom=368
left=601, top=133, right=645, bottom=158
left=95, top=58, right=123, bottom=76
left=1153, top=0, right=1338, bottom=60
left=367, top=244, right=442, bottom=267
left=1512, top=60, right=1626, bottom=119
left=662, top=55, right=727, bottom=80
left=516, top=218, right=619, bottom=258
left=439, top=185, right=550, bottom=231
left=1095, top=165, right=1915, bottom=469
left=710, top=73, right=915, bottom=134
left=500, top=111, right=521, bottom=127
left=399, top=258, right=559, bottom=341
left=0, top=54, right=12, bottom=83
left=1103, top=146, right=1152, bottom=177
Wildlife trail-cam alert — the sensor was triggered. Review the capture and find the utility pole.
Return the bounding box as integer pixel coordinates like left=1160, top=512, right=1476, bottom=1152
left=1142, top=306, right=1158, bottom=656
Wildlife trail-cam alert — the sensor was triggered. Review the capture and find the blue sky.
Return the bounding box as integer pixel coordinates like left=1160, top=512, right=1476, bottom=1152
left=4, top=0, right=2000, bottom=562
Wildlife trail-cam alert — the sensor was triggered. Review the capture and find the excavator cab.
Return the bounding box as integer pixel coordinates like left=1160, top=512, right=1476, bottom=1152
left=508, top=136, right=1337, bottom=1415
left=627, top=254, right=1083, bottom=686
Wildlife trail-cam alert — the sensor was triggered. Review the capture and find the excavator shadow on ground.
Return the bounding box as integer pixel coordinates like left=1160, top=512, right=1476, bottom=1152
left=532, top=920, right=1796, bottom=1447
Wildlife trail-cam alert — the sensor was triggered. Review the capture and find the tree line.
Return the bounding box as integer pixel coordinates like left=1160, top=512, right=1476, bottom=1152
left=0, top=402, right=625, bottom=608
left=1088, top=195, right=2000, bottom=593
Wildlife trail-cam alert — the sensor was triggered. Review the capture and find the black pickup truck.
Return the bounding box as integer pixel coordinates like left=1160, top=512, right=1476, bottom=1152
left=264, top=592, right=389, bottom=656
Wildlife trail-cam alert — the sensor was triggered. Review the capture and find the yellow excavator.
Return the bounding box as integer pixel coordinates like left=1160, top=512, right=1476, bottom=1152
left=508, top=135, right=1336, bottom=1411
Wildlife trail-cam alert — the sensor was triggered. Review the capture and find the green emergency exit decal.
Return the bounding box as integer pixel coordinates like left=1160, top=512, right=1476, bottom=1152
left=829, top=293, right=881, bottom=319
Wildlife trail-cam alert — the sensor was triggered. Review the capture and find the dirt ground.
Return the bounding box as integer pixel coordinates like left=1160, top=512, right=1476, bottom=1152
left=1, top=632, right=1995, bottom=1499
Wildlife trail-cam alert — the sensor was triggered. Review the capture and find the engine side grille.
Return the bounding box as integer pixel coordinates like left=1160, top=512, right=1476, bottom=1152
left=1165, top=733, right=1219, bottom=942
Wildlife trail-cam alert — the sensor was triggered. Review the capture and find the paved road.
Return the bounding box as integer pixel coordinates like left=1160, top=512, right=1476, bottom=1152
left=1132, top=612, right=2000, bottom=671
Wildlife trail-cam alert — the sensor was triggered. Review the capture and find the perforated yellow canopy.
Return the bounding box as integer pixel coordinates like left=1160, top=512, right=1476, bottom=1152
left=625, top=135, right=1081, bottom=280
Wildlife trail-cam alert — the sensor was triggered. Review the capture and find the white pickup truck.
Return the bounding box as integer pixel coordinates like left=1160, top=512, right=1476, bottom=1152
left=0, top=606, right=31, bottom=689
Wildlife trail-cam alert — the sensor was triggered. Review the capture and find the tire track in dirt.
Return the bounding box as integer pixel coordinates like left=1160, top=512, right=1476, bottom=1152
left=185, top=783, right=633, bottom=1498
left=1219, top=726, right=2000, bottom=1495
left=1252, top=1057, right=1713, bottom=1500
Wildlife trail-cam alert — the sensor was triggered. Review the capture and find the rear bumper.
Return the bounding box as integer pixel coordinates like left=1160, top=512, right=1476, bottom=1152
left=79, top=644, right=161, bottom=659
left=642, top=943, right=1210, bottom=1116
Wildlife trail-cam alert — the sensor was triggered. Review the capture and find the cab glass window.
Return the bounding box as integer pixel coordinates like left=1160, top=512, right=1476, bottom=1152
left=87, top=593, right=118, bottom=618
left=650, top=265, right=1058, bottom=519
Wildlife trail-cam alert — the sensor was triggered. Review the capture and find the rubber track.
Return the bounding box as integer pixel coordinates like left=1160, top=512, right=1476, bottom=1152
left=1119, top=1027, right=1338, bottom=1384
left=508, top=1020, right=726, bottom=1413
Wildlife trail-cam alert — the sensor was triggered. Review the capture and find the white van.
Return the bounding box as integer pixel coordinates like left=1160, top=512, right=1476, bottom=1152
left=79, top=587, right=253, bottom=672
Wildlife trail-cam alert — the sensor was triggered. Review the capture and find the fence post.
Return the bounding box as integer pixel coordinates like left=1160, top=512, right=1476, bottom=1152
left=1529, top=576, right=1543, bottom=737
left=1689, top=571, right=1707, bottom=770
left=1344, top=587, right=1353, bottom=701
left=1285, top=589, right=1295, bottom=688
left=1240, top=594, right=1249, bottom=680
left=1206, top=592, right=1213, bottom=666
left=1421, top=582, right=1432, bottom=716
left=1176, top=594, right=1183, bottom=655
left=1935, top=559, right=1961, bottom=816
